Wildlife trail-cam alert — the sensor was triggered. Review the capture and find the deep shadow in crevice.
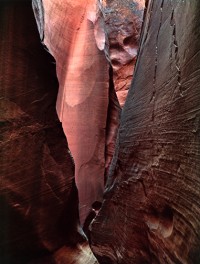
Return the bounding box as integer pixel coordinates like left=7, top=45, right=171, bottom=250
left=104, top=66, right=121, bottom=184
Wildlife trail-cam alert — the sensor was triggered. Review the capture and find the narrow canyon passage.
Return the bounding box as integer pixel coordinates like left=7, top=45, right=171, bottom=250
left=33, top=0, right=144, bottom=224
left=1, top=0, right=200, bottom=263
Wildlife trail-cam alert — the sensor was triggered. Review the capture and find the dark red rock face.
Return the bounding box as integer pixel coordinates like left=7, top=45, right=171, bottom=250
left=91, top=1, right=200, bottom=263
left=0, top=1, right=84, bottom=263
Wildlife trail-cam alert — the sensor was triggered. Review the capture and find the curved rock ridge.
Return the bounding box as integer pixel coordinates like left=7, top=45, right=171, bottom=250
left=0, top=1, right=98, bottom=263
left=91, top=0, right=200, bottom=263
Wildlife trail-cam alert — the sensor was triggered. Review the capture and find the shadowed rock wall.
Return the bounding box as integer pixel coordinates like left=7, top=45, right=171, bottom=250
left=0, top=1, right=86, bottom=263
left=91, top=0, right=200, bottom=263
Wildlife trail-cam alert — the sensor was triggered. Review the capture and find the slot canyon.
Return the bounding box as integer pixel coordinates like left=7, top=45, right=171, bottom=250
left=0, top=0, right=200, bottom=263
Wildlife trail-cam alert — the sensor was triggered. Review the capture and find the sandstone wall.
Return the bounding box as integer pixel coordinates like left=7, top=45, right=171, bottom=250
left=91, top=1, right=200, bottom=263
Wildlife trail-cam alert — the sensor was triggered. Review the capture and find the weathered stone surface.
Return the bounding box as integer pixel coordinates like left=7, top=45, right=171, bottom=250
left=91, top=0, right=200, bottom=263
left=100, top=0, right=145, bottom=107
left=33, top=0, right=109, bottom=224
left=0, top=1, right=94, bottom=263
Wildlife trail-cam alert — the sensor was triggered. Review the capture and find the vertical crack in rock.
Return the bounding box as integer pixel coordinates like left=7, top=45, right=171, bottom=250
left=104, top=66, right=121, bottom=181
left=170, top=0, right=182, bottom=98
left=150, top=0, right=164, bottom=122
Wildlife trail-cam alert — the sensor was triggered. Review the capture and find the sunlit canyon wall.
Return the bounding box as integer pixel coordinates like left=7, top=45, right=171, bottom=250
left=33, top=0, right=144, bottom=223
left=91, top=0, right=200, bottom=263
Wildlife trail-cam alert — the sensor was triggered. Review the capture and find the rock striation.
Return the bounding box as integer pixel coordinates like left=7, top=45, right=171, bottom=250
left=91, top=0, right=200, bottom=263
left=0, top=1, right=97, bottom=263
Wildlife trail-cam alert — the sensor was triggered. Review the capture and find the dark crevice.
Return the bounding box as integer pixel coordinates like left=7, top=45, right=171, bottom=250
left=170, top=1, right=182, bottom=96
left=104, top=65, right=121, bottom=184
left=151, top=0, right=164, bottom=121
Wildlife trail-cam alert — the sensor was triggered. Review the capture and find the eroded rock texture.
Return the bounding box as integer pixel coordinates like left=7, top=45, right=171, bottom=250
left=100, top=0, right=145, bottom=106
left=0, top=1, right=96, bottom=263
left=91, top=0, right=200, bottom=263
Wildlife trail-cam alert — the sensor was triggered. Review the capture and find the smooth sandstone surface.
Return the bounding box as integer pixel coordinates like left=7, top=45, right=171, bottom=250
left=0, top=1, right=97, bottom=263
left=91, top=0, right=200, bottom=263
left=33, top=0, right=109, bottom=223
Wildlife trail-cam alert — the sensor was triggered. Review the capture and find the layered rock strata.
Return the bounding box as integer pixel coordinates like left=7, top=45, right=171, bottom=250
left=0, top=1, right=97, bottom=263
left=91, top=0, right=200, bottom=263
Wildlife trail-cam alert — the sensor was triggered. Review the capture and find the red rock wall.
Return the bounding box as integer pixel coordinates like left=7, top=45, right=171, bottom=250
left=33, top=0, right=109, bottom=224
left=91, top=0, right=200, bottom=263
left=0, top=1, right=85, bottom=262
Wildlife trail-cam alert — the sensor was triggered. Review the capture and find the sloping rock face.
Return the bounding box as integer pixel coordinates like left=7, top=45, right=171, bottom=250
left=91, top=0, right=200, bottom=263
left=0, top=1, right=90, bottom=263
